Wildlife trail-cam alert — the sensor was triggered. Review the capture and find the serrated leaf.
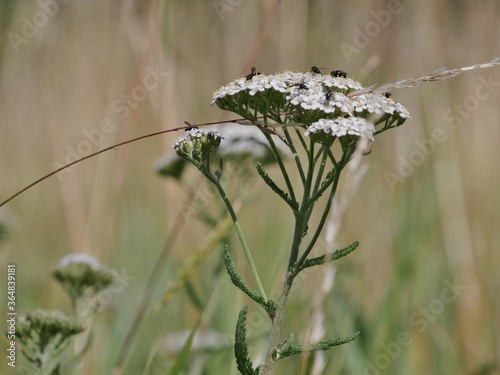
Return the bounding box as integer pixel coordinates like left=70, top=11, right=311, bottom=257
left=274, top=332, right=294, bottom=360
left=223, top=247, right=276, bottom=318
left=309, top=332, right=360, bottom=351
left=278, top=332, right=360, bottom=360
left=256, top=162, right=298, bottom=211
left=297, top=241, right=359, bottom=273
left=235, top=305, right=258, bottom=375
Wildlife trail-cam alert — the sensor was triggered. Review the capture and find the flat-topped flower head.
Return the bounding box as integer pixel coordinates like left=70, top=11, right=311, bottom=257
left=16, top=309, right=84, bottom=370
left=173, top=128, right=223, bottom=167
left=211, top=69, right=410, bottom=132
left=17, top=309, right=84, bottom=343
left=305, top=117, right=375, bottom=147
left=52, top=253, right=115, bottom=305
left=56, top=253, right=102, bottom=270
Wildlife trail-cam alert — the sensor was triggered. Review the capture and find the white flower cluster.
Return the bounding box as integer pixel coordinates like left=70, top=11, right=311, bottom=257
left=305, top=118, right=375, bottom=141
left=211, top=70, right=409, bottom=121
left=350, top=94, right=410, bottom=119
left=210, top=69, right=410, bottom=146
left=211, top=71, right=363, bottom=105
left=57, top=253, right=105, bottom=271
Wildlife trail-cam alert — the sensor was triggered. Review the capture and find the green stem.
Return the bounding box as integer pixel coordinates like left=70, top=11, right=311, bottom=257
left=261, top=131, right=297, bottom=205
left=293, top=125, right=308, bottom=152
left=298, top=152, right=351, bottom=265
left=312, top=148, right=328, bottom=195
left=287, top=139, right=315, bottom=271
left=203, top=169, right=268, bottom=302
left=260, top=273, right=293, bottom=375
left=260, top=141, right=357, bottom=374
left=282, top=127, right=306, bottom=184
left=308, top=146, right=347, bottom=203
left=328, top=149, right=338, bottom=168
left=261, top=139, right=319, bottom=374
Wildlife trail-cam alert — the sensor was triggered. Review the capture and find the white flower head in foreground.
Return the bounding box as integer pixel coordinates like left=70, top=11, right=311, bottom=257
left=215, top=123, right=291, bottom=164
left=211, top=69, right=410, bottom=134
left=173, top=128, right=223, bottom=167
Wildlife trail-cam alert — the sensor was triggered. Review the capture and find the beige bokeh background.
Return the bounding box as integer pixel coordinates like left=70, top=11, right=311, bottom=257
left=0, top=1, right=499, bottom=374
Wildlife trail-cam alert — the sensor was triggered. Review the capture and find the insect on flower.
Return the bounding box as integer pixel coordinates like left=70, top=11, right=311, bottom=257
left=297, top=83, right=309, bottom=90
left=383, top=92, right=392, bottom=98
left=331, top=70, right=347, bottom=78
left=292, top=79, right=309, bottom=90
left=246, top=66, right=262, bottom=81
left=183, top=121, right=198, bottom=131
left=325, top=90, right=332, bottom=102
left=310, top=66, right=323, bottom=74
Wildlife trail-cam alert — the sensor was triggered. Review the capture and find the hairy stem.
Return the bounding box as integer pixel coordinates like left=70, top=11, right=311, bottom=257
left=260, top=273, right=293, bottom=375
left=287, top=139, right=315, bottom=270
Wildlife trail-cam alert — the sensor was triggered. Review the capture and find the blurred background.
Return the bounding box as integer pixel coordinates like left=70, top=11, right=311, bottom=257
left=0, top=0, right=499, bottom=374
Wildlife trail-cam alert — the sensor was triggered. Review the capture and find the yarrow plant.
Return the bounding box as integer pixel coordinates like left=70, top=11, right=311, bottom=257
left=15, top=309, right=84, bottom=374
left=6, top=254, right=116, bottom=374
left=2, top=57, right=499, bottom=374
left=52, top=253, right=116, bottom=318
left=173, top=67, right=410, bottom=374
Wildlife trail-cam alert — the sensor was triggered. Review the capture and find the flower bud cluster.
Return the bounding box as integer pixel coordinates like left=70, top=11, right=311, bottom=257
left=173, top=128, right=223, bottom=167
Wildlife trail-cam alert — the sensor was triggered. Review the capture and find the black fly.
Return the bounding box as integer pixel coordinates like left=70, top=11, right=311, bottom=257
left=246, top=66, right=262, bottom=81
left=311, top=66, right=322, bottom=74
left=331, top=70, right=347, bottom=78
left=292, top=81, right=309, bottom=90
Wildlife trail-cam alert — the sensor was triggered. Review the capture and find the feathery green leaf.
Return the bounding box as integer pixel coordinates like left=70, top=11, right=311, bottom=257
left=224, top=247, right=276, bottom=318
left=234, top=305, right=258, bottom=375
left=256, top=162, right=298, bottom=211
left=278, top=332, right=360, bottom=360
left=297, top=241, right=359, bottom=273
